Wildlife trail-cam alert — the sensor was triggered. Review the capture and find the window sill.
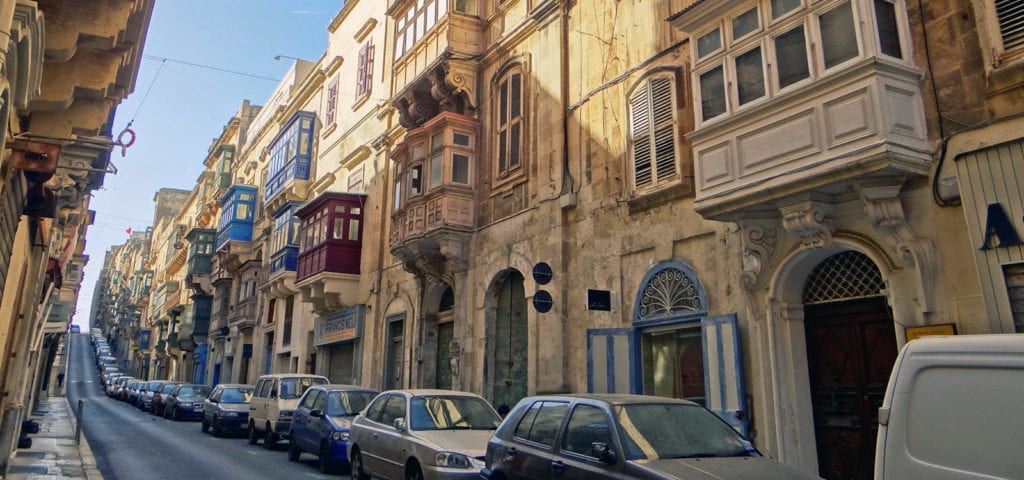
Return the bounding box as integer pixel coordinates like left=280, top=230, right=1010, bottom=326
left=320, top=122, right=338, bottom=139
left=352, top=92, right=372, bottom=111
left=627, top=180, right=693, bottom=214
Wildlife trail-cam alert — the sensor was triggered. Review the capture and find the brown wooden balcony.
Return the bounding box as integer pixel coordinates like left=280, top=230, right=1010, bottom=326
left=295, top=192, right=365, bottom=314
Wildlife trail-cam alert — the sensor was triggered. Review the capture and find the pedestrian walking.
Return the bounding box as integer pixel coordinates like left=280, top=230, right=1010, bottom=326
left=56, top=370, right=64, bottom=389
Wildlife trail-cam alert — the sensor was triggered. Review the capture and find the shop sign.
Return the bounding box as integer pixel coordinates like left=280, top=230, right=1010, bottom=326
left=979, top=203, right=1023, bottom=250
left=315, top=305, right=364, bottom=346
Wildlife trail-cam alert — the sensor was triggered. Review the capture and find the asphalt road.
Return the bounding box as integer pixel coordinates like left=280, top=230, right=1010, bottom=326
left=66, top=333, right=337, bottom=480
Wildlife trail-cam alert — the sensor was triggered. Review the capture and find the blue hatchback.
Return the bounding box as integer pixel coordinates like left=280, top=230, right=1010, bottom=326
left=287, top=384, right=378, bottom=474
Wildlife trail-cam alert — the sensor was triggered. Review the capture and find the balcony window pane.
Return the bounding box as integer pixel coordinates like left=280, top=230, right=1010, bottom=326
left=771, top=0, right=801, bottom=19
left=431, top=132, right=444, bottom=150
left=732, top=8, right=759, bottom=40
left=351, top=207, right=360, bottom=215
left=453, top=133, right=470, bottom=146
left=455, top=0, right=477, bottom=14
left=236, top=204, right=251, bottom=221
left=349, top=219, right=361, bottom=241
left=333, top=219, right=344, bottom=240
left=410, top=164, right=423, bottom=195
left=820, top=2, right=858, bottom=69
left=430, top=152, right=443, bottom=188
left=394, top=181, right=402, bottom=210
left=697, top=28, right=721, bottom=58
left=875, top=0, right=902, bottom=58
left=699, top=66, right=726, bottom=121
left=452, top=154, right=469, bottom=184
left=775, top=26, right=809, bottom=88
left=438, top=0, right=447, bottom=16
left=736, top=47, right=765, bottom=105
left=413, top=144, right=426, bottom=160
left=335, top=205, right=346, bottom=214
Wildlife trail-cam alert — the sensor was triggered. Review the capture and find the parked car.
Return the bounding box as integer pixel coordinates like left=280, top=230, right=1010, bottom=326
left=248, top=374, right=328, bottom=448
left=126, top=380, right=144, bottom=404
left=151, top=382, right=179, bottom=417
left=163, top=384, right=211, bottom=421
left=287, top=384, right=378, bottom=474
left=138, top=381, right=166, bottom=411
left=348, top=389, right=501, bottom=480
left=481, top=394, right=821, bottom=480
left=202, top=384, right=255, bottom=437
left=875, top=334, right=1024, bottom=479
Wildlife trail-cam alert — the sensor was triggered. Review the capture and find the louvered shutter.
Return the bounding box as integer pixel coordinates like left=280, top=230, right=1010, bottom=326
left=997, top=0, right=1024, bottom=51
left=701, top=314, right=749, bottom=437
left=630, top=87, right=652, bottom=188
left=651, top=77, right=677, bottom=182
left=509, top=73, right=522, bottom=170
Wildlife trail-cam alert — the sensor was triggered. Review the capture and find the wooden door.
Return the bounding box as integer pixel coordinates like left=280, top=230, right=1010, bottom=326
left=805, top=297, right=897, bottom=480
left=435, top=322, right=453, bottom=390
left=493, top=273, right=528, bottom=407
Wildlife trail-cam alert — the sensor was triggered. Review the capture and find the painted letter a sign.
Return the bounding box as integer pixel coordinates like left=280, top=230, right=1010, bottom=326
left=980, top=203, right=1023, bottom=250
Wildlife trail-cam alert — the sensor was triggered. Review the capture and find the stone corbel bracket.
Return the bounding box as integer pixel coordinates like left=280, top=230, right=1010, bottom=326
left=440, top=58, right=477, bottom=114
left=861, top=184, right=935, bottom=314
left=780, top=200, right=835, bottom=248
left=739, top=222, right=779, bottom=291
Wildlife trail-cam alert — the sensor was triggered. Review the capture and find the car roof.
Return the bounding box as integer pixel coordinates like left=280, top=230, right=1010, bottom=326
left=517, top=393, right=701, bottom=407
left=314, top=384, right=378, bottom=392
left=214, top=383, right=254, bottom=389
left=902, top=334, right=1024, bottom=353
left=381, top=389, right=486, bottom=398
left=256, top=373, right=328, bottom=379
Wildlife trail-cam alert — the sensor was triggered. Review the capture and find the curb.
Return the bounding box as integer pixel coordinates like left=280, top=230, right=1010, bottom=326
left=63, top=397, right=102, bottom=480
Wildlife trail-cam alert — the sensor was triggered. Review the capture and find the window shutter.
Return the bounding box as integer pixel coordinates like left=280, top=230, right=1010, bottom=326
left=587, top=329, right=636, bottom=394
left=651, top=77, right=677, bottom=182
left=701, top=314, right=749, bottom=437
left=996, top=0, right=1024, bottom=50
left=357, top=45, right=368, bottom=96
left=509, top=73, right=522, bottom=169
left=364, top=43, right=375, bottom=95
left=631, top=87, right=652, bottom=188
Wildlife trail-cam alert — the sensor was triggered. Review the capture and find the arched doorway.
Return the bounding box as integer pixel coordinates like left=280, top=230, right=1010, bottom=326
left=490, top=271, right=528, bottom=409
left=435, top=286, right=455, bottom=390
left=803, top=251, right=897, bottom=480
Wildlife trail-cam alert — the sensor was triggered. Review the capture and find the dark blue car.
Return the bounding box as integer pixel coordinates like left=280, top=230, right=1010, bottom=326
left=287, top=384, right=378, bottom=474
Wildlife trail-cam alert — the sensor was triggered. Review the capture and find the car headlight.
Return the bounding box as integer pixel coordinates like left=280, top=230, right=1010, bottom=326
left=435, top=452, right=472, bottom=469
left=330, top=431, right=350, bottom=441
left=278, top=410, right=294, bottom=420
left=224, top=412, right=238, bottom=417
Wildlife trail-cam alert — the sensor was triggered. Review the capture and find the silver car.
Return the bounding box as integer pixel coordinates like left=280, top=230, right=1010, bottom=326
left=349, top=389, right=502, bottom=480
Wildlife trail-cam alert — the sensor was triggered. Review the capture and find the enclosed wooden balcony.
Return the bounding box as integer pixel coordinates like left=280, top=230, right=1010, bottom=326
left=295, top=192, right=365, bottom=314
left=389, top=112, right=477, bottom=277
left=671, top=0, right=931, bottom=221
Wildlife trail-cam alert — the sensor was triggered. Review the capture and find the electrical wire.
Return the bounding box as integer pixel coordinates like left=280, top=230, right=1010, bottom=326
left=142, top=54, right=281, bottom=82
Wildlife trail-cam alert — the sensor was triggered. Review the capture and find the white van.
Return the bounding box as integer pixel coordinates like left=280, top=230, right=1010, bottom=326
left=247, top=373, right=327, bottom=448
left=874, top=334, right=1024, bottom=479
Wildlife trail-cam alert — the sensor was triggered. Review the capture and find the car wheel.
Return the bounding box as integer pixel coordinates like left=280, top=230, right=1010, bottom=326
left=287, top=439, right=301, bottom=462
left=350, top=448, right=370, bottom=480
left=247, top=423, right=258, bottom=445
left=405, top=462, right=423, bottom=480
left=201, top=419, right=209, bottom=433
left=318, top=442, right=336, bottom=474
left=263, top=425, right=277, bottom=450
left=211, top=418, right=223, bottom=437
left=171, top=407, right=180, bottom=421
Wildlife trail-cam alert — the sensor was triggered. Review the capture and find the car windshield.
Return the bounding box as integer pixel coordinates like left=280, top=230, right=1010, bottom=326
left=614, top=403, right=750, bottom=459
left=325, top=391, right=376, bottom=416
left=409, top=395, right=500, bottom=431
left=279, top=377, right=326, bottom=399
left=178, top=386, right=211, bottom=397
left=221, top=388, right=253, bottom=403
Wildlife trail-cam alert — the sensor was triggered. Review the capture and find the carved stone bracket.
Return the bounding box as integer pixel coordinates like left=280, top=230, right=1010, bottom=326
left=780, top=201, right=835, bottom=248
left=739, top=222, right=779, bottom=290
left=396, top=90, right=440, bottom=129
left=861, top=185, right=935, bottom=313
left=441, top=59, right=477, bottom=114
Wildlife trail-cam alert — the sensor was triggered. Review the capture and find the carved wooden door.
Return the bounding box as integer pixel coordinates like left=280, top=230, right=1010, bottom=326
left=805, top=297, right=897, bottom=480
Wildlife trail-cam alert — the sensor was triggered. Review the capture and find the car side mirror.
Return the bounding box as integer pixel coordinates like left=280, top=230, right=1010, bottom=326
left=393, top=418, right=407, bottom=432
left=591, top=442, right=617, bottom=465
left=210, top=398, right=219, bottom=404
left=270, top=389, right=277, bottom=398
left=310, top=409, right=323, bottom=418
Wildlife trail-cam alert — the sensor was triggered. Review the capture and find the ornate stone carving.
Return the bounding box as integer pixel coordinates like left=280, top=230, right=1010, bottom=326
left=396, top=90, right=439, bottom=129
left=740, top=223, right=779, bottom=290
left=441, top=59, right=477, bottom=113
left=780, top=201, right=835, bottom=248
left=861, top=185, right=935, bottom=314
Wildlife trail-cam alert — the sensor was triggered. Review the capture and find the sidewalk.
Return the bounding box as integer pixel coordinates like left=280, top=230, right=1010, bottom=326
left=5, top=396, right=101, bottom=480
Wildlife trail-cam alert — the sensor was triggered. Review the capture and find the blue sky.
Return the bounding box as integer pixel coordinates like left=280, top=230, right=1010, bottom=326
left=77, top=1, right=343, bottom=327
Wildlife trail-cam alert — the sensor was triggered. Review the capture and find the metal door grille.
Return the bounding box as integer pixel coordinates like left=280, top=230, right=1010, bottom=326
left=802, top=251, right=884, bottom=304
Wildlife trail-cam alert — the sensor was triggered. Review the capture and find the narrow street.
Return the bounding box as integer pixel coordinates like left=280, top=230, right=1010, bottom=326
left=66, top=333, right=336, bottom=479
